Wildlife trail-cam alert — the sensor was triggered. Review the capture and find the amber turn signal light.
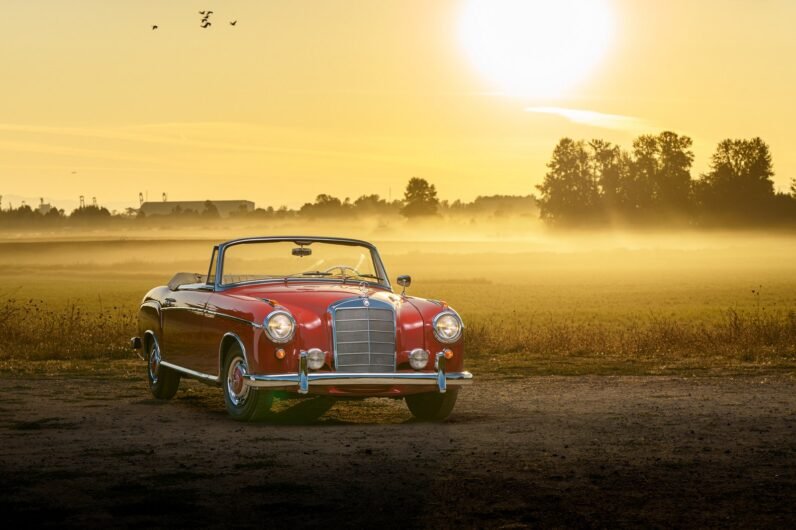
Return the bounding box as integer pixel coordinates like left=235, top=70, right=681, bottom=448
left=443, top=348, right=454, bottom=360
left=275, top=348, right=286, bottom=360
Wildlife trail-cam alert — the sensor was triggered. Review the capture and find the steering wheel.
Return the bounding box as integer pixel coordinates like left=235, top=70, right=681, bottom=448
left=323, top=265, right=360, bottom=277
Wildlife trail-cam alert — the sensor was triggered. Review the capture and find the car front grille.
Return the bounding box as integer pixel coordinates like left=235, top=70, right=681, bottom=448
left=332, top=298, right=396, bottom=373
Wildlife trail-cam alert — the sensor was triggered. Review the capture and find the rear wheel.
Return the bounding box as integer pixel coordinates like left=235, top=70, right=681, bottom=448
left=223, top=344, right=272, bottom=422
left=405, top=389, right=459, bottom=421
left=147, top=337, right=180, bottom=399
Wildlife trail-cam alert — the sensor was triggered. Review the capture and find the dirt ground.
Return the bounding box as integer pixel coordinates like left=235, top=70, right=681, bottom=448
left=1, top=368, right=795, bottom=528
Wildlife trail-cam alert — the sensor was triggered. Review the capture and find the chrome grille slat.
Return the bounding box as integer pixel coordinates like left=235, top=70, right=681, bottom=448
left=336, top=341, right=395, bottom=345
left=333, top=300, right=396, bottom=373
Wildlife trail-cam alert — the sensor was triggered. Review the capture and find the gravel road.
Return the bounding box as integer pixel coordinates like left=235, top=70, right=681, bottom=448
left=1, top=370, right=794, bottom=528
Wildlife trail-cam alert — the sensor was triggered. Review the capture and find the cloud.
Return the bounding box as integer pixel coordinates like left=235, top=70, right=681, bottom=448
left=0, top=122, right=423, bottom=166
left=525, top=106, right=650, bottom=132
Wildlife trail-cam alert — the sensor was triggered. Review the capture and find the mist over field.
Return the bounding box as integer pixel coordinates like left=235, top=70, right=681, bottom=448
left=2, top=221, right=794, bottom=375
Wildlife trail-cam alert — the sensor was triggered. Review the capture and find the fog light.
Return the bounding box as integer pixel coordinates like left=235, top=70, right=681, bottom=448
left=307, top=348, right=325, bottom=370
left=409, top=348, right=429, bottom=370
left=443, top=348, right=454, bottom=360
left=274, top=348, right=286, bottom=360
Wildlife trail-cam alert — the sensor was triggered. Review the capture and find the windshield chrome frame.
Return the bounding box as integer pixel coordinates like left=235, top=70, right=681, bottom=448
left=214, top=236, right=391, bottom=291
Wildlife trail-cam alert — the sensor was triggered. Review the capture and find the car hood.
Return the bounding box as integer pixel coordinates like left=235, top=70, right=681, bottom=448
left=226, top=282, right=403, bottom=313
left=212, top=280, right=461, bottom=372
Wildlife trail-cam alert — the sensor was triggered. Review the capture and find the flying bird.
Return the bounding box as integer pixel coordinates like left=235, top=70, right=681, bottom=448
left=230, top=20, right=237, bottom=26
left=152, top=25, right=158, bottom=30
left=199, top=10, right=214, bottom=28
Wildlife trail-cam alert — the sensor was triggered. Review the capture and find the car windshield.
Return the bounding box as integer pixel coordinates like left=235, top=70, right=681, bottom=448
left=220, top=240, right=385, bottom=286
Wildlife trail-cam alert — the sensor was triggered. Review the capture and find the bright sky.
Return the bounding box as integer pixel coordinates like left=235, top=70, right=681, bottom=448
left=1, top=0, right=795, bottom=211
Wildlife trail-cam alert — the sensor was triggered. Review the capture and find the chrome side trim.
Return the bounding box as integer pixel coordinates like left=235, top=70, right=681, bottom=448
left=208, top=309, right=263, bottom=329
left=160, top=360, right=220, bottom=384
left=243, top=370, right=473, bottom=389
left=159, top=306, right=263, bottom=329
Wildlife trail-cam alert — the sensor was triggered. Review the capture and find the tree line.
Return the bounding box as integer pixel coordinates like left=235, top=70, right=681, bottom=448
left=3, top=134, right=795, bottom=229
left=0, top=178, right=537, bottom=228
left=536, top=132, right=796, bottom=226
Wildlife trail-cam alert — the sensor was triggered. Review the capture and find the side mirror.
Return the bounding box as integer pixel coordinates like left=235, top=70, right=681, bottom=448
left=397, top=275, right=411, bottom=295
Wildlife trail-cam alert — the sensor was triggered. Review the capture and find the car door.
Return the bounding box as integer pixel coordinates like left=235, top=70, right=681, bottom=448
left=160, top=287, right=213, bottom=372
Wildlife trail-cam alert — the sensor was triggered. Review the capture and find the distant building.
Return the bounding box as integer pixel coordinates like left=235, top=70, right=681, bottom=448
left=38, top=199, right=55, bottom=215
left=139, top=200, right=255, bottom=218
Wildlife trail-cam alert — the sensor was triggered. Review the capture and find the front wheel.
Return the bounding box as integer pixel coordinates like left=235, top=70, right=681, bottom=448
left=405, top=389, right=459, bottom=421
left=223, top=345, right=272, bottom=422
left=147, top=337, right=180, bottom=399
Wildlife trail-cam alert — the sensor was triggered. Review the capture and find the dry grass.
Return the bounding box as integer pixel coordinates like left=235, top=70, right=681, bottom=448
left=1, top=295, right=794, bottom=375
left=465, top=307, right=796, bottom=375
left=1, top=235, right=795, bottom=375
left=0, top=297, right=135, bottom=360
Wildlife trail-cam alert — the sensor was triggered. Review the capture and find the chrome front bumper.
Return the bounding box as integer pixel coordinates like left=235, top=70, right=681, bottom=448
left=244, top=351, right=473, bottom=394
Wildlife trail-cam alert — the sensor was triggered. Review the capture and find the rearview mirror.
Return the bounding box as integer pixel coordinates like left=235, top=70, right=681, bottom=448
left=292, top=247, right=312, bottom=257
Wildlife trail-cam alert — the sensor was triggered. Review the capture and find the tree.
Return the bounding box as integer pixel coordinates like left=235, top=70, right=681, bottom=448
left=401, top=178, right=439, bottom=217
left=353, top=194, right=398, bottom=216
left=536, top=138, right=599, bottom=223
left=656, top=131, right=694, bottom=211
left=631, top=131, right=693, bottom=214
left=299, top=194, right=346, bottom=217
left=202, top=200, right=220, bottom=218
left=696, top=137, right=775, bottom=222
left=790, top=178, right=796, bottom=198
left=45, top=208, right=64, bottom=219
left=70, top=204, right=111, bottom=220
left=589, top=140, right=632, bottom=215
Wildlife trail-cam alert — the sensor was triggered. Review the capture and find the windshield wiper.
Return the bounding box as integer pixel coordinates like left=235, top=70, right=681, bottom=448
left=341, top=273, right=384, bottom=284
left=280, top=271, right=334, bottom=281
left=354, top=273, right=383, bottom=281
left=285, top=271, right=383, bottom=282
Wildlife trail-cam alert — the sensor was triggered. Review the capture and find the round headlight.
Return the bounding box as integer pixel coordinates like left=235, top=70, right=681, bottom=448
left=433, top=311, right=463, bottom=343
left=264, top=311, right=295, bottom=343
left=408, top=348, right=429, bottom=370
left=307, top=348, right=325, bottom=370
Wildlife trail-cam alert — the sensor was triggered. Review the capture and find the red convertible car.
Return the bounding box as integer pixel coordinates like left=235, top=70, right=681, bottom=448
left=132, top=236, right=472, bottom=421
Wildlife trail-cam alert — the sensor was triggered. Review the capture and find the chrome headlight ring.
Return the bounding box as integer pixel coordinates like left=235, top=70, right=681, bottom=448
left=432, top=310, right=463, bottom=343
left=263, top=309, right=296, bottom=344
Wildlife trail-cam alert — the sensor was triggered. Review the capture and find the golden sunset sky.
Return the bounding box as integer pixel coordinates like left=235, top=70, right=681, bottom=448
left=1, top=0, right=795, bottom=210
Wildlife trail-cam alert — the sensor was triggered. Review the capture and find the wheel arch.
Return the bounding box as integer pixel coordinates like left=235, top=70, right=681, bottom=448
left=139, top=301, right=163, bottom=341
left=219, top=332, right=249, bottom=376
left=143, top=329, right=160, bottom=354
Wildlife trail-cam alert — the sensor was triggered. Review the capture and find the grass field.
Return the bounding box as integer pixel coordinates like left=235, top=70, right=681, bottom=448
left=1, top=231, right=794, bottom=375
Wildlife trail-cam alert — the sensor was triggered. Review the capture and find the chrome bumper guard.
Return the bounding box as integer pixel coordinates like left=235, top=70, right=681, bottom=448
left=244, top=351, right=473, bottom=395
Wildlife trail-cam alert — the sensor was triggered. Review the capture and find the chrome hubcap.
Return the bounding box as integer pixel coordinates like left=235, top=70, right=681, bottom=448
left=226, top=358, right=250, bottom=406
left=148, top=342, right=161, bottom=384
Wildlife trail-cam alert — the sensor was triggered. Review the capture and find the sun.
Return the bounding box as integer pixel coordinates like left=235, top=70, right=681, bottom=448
left=459, top=0, right=614, bottom=99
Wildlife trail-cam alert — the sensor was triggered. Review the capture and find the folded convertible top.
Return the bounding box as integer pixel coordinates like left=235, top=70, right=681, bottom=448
left=167, top=272, right=208, bottom=291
